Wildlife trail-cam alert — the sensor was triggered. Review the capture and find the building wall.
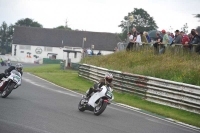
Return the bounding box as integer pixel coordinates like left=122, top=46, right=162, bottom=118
left=12, top=44, right=114, bottom=64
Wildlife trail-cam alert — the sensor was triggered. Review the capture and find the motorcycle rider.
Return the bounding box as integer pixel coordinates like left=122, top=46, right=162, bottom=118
left=0, top=63, right=23, bottom=82
left=84, top=72, right=114, bottom=99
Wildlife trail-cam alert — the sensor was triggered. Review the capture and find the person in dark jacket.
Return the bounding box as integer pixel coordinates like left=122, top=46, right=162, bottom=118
left=185, top=30, right=200, bottom=53
left=84, top=72, right=113, bottom=99
left=0, top=63, right=23, bottom=81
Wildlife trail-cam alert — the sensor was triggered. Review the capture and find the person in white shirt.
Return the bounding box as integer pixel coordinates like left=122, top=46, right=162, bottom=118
left=126, top=32, right=134, bottom=51
left=87, top=48, right=92, bottom=55
left=135, top=32, right=142, bottom=46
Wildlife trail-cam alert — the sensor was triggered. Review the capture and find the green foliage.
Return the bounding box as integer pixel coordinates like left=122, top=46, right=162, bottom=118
left=119, top=8, right=158, bottom=41
left=15, top=18, right=43, bottom=27
left=194, top=14, right=200, bottom=21
left=54, top=25, right=72, bottom=30
left=0, top=22, right=13, bottom=54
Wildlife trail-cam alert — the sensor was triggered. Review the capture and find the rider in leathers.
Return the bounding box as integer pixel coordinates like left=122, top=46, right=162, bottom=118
left=0, top=63, right=23, bottom=88
left=85, top=72, right=113, bottom=98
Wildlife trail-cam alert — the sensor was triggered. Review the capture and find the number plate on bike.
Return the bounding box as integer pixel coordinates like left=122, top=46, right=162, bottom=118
left=13, top=75, right=20, bottom=83
left=106, top=91, right=112, bottom=98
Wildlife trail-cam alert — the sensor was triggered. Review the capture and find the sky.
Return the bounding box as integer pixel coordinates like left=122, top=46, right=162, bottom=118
left=0, top=0, right=199, bottom=33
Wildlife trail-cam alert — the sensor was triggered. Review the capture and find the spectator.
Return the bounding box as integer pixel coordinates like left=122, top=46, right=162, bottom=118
left=167, top=32, right=173, bottom=44
left=87, top=48, right=92, bottom=55
left=126, top=32, right=134, bottom=51
left=170, top=33, right=175, bottom=38
left=135, top=32, right=142, bottom=46
left=159, top=29, right=169, bottom=54
left=140, top=31, right=148, bottom=44
left=97, top=50, right=102, bottom=55
left=186, top=30, right=200, bottom=53
left=153, top=32, right=163, bottom=54
left=0, top=58, right=3, bottom=66
left=144, top=31, right=151, bottom=43
left=173, top=30, right=182, bottom=44
left=180, top=31, right=190, bottom=49
left=7, top=58, right=11, bottom=67
left=132, top=27, right=137, bottom=42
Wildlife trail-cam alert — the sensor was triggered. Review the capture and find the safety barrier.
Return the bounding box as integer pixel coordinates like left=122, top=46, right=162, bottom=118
left=78, top=64, right=200, bottom=114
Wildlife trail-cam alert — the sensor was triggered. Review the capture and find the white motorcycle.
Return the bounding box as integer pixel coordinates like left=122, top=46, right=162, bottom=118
left=0, top=70, right=22, bottom=98
left=78, top=84, right=114, bottom=116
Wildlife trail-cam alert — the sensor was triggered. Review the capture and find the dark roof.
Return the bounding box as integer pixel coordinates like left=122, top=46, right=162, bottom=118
left=13, top=26, right=121, bottom=51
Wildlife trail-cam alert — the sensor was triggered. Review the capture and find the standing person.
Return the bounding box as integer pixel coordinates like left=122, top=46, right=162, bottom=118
left=140, top=31, right=148, bottom=44
left=185, top=30, right=200, bottom=53
left=159, top=30, right=169, bottom=54
left=167, top=32, right=173, bottom=45
left=132, top=27, right=137, bottom=42
left=170, top=33, right=175, bottom=38
left=173, top=30, right=182, bottom=44
left=153, top=32, right=163, bottom=54
left=180, top=31, right=190, bottom=49
left=126, top=32, right=134, bottom=51
left=7, top=58, right=11, bottom=67
left=0, top=58, right=2, bottom=66
left=135, top=32, right=142, bottom=49
left=144, top=31, right=151, bottom=43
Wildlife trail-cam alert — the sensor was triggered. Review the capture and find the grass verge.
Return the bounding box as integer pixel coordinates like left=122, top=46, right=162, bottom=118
left=24, top=64, right=200, bottom=128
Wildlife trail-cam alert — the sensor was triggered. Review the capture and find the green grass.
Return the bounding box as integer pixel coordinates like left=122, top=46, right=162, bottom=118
left=81, top=49, right=200, bottom=86
left=24, top=64, right=200, bottom=128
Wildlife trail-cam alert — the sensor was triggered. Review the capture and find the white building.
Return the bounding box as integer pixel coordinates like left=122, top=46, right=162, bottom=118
left=12, top=26, right=121, bottom=64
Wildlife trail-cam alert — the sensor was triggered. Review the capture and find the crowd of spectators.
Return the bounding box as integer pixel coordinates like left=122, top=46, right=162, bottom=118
left=126, top=27, right=200, bottom=54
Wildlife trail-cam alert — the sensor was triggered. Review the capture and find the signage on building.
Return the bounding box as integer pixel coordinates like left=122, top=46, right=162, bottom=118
left=35, top=47, right=42, bottom=54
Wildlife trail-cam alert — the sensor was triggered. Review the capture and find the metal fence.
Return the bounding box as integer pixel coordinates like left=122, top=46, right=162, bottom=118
left=78, top=64, right=200, bottom=114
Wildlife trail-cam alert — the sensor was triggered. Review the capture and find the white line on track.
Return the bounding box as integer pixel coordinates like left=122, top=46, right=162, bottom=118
left=23, top=78, right=77, bottom=97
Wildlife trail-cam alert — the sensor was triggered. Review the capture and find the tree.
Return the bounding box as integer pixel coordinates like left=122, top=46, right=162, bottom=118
left=194, top=14, right=200, bottom=22
left=54, top=19, right=72, bottom=30
left=181, top=23, right=188, bottom=34
left=0, top=22, right=14, bottom=54
left=15, top=18, right=43, bottom=27
left=119, top=8, right=158, bottom=41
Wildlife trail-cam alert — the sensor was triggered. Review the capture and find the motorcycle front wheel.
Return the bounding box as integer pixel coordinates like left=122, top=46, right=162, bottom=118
left=1, top=82, right=15, bottom=98
left=78, top=99, right=86, bottom=112
left=94, top=100, right=107, bottom=116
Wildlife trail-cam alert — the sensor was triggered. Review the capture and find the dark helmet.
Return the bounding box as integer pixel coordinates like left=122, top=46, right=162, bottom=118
left=15, top=63, right=23, bottom=72
left=105, top=72, right=113, bottom=83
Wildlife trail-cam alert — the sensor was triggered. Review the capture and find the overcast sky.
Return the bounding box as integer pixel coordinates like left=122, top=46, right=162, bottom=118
left=0, top=0, right=199, bottom=33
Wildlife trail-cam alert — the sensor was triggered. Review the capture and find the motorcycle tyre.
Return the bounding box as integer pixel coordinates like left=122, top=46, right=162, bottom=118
left=1, top=82, right=15, bottom=98
left=78, top=99, right=85, bottom=112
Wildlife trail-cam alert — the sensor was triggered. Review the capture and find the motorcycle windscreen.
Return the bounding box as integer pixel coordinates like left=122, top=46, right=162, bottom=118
left=88, top=86, right=107, bottom=107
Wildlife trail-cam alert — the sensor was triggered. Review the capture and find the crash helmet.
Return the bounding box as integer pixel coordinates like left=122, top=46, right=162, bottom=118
left=15, top=63, right=23, bottom=72
left=105, top=72, right=113, bottom=83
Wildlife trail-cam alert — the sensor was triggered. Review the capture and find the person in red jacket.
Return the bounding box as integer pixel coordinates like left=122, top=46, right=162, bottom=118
left=180, top=31, right=190, bottom=48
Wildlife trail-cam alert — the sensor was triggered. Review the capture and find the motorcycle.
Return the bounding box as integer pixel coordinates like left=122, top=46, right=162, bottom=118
left=78, top=84, right=114, bottom=116
left=0, top=70, right=22, bottom=98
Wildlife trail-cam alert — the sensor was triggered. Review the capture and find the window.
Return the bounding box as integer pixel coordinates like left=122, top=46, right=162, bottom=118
left=44, top=47, right=52, bottom=52
left=19, top=45, right=31, bottom=50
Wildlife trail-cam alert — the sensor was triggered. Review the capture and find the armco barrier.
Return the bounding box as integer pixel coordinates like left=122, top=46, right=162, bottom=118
left=79, top=64, right=200, bottom=114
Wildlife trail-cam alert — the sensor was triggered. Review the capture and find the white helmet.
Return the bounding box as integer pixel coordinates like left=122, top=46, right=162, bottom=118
left=105, top=72, right=113, bottom=83
left=15, top=63, right=23, bottom=72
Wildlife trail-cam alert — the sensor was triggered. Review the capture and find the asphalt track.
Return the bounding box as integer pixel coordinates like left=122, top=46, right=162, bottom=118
left=0, top=63, right=199, bottom=133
